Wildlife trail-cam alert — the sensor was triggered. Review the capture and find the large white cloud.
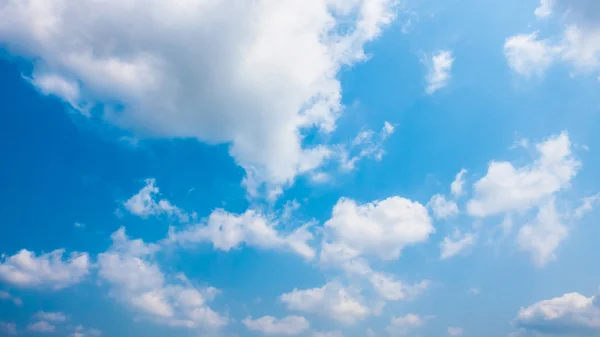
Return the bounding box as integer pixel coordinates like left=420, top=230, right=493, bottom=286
left=322, top=197, right=434, bottom=261
left=0, top=249, right=90, bottom=290
left=242, top=315, right=310, bottom=335
left=97, top=228, right=226, bottom=330
left=167, top=208, right=315, bottom=259
left=467, top=132, right=579, bottom=217
left=279, top=281, right=369, bottom=324
left=507, top=0, right=600, bottom=78
left=0, top=0, right=396, bottom=196
left=515, top=291, right=600, bottom=336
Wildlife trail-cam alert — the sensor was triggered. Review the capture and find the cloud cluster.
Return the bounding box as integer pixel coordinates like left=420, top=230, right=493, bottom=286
left=0, top=0, right=396, bottom=197
left=242, top=315, right=310, bottom=335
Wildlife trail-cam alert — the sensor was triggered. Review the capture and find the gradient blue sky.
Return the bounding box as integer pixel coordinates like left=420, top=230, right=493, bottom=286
left=1, top=0, right=600, bottom=337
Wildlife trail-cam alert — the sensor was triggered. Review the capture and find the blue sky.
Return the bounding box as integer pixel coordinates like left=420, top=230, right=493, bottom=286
left=1, top=0, right=600, bottom=337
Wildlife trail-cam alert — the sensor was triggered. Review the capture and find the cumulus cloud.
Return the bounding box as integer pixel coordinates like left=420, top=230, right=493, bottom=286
left=322, top=197, right=434, bottom=261
left=515, top=290, right=600, bottom=336
left=0, top=249, right=90, bottom=290
left=34, top=312, right=68, bottom=322
left=507, top=0, right=600, bottom=77
left=0, top=291, right=23, bottom=307
left=167, top=209, right=315, bottom=260
left=447, top=327, right=464, bottom=336
left=27, top=321, right=56, bottom=333
left=425, top=50, right=454, bottom=94
left=440, top=230, right=476, bottom=260
left=124, top=178, right=191, bottom=222
left=242, top=315, right=310, bottom=335
left=0, top=0, right=397, bottom=197
left=97, top=228, right=226, bottom=330
left=0, top=321, right=17, bottom=335
left=280, top=282, right=369, bottom=324
left=467, top=132, right=579, bottom=217
left=386, top=314, right=427, bottom=336
left=517, top=199, right=568, bottom=266
left=451, top=169, right=468, bottom=198
left=428, top=194, right=459, bottom=219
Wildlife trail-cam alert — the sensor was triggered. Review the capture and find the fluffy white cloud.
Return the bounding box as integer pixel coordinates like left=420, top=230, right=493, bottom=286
left=428, top=194, right=459, bottom=219
left=518, top=199, right=568, bottom=266
left=0, top=0, right=396, bottom=197
left=0, top=321, right=17, bottom=335
left=0, top=291, right=23, bottom=307
left=167, top=209, right=315, bottom=259
left=70, top=325, right=102, bottom=337
left=34, top=311, right=68, bottom=322
left=242, top=315, right=309, bottom=335
left=322, top=197, right=434, bottom=261
left=0, top=248, right=90, bottom=290
left=280, top=282, right=369, bottom=324
left=425, top=50, right=454, bottom=94
left=27, top=321, right=56, bottom=333
left=515, top=291, right=600, bottom=336
left=508, top=0, right=600, bottom=77
left=451, top=169, right=468, bottom=198
left=467, top=132, right=579, bottom=217
left=386, top=314, right=426, bottom=336
left=447, top=327, right=464, bottom=336
left=98, top=228, right=226, bottom=329
left=504, top=32, right=555, bottom=77
left=124, top=178, right=191, bottom=222
left=368, top=272, right=429, bottom=301
left=440, top=231, right=476, bottom=260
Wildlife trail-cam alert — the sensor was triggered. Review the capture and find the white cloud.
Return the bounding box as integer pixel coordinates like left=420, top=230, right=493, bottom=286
left=0, top=291, right=23, bottom=307
left=504, top=32, right=555, bottom=77
left=322, top=196, right=434, bottom=261
left=0, top=248, right=90, bottom=290
left=28, top=321, right=56, bottom=333
left=124, top=178, right=191, bottom=222
left=386, top=314, right=426, bottom=336
left=428, top=194, right=459, bottom=219
left=314, top=331, right=343, bottom=337
left=451, top=169, right=468, bottom=198
left=574, top=193, right=600, bottom=218
left=447, top=327, right=464, bottom=336
left=467, top=132, right=579, bottom=217
left=338, top=122, right=396, bottom=171
left=368, top=272, right=429, bottom=302
left=425, top=50, right=454, bottom=94
left=167, top=209, right=315, bottom=260
left=0, top=321, right=17, bottom=335
left=280, top=282, right=369, bottom=324
left=98, top=228, right=226, bottom=330
left=242, top=315, right=310, bottom=335
left=515, top=291, right=600, bottom=335
left=34, top=311, right=68, bottom=322
left=71, top=325, right=102, bottom=337
left=518, top=199, right=568, bottom=267
left=440, top=231, right=476, bottom=260
left=535, top=0, right=553, bottom=18
left=0, top=0, right=396, bottom=197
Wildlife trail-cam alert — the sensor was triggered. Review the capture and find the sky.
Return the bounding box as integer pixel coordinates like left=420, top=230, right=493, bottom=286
left=0, top=0, right=600, bottom=337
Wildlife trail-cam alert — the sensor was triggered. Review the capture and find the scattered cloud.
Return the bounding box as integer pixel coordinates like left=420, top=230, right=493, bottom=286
left=124, top=178, right=192, bottom=222
left=242, top=315, right=310, bottom=335
left=338, top=122, right=396, bottom=171
left=0, top=249, right=90, bottom=290
left=447, top=327, right=464, bottom=336
left=515, top=290, right=600, bottom=336
left=440, top=231, right=476, bottom=259
left=0, top=321, right=17, bottom=335
left=386, top=314, right=427, bottom=336
left=428, top=194, right=459, bottom=219
left=27, top=321, right=56, bottom=333
left=425, top=50, right=454, bottom=94
left=167, top=209, right=315, bottom=260
left=34, top=311, right=68, bottom=322
left=322, top=196, right=434, bottom=261
left=574, top=194, right=600, bottom=218
left=504, top=32, right=555, bottom=77
left=98, top=228, right=226, bottom=330
left=0, top=291, right=23, bottom=307
left=451, top=169, right=468, bottom=198
left=314, top=331, right=343, bottom=337
left=280, top=282, right=369, bottom=324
